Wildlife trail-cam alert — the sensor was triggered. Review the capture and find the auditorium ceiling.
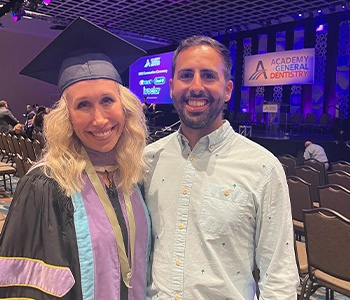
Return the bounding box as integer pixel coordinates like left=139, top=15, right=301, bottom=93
left=0, top=0, right=348, bottom=50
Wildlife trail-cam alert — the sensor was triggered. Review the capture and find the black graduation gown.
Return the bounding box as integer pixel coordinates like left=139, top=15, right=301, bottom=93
left=0, top=167, right=83, bottom=299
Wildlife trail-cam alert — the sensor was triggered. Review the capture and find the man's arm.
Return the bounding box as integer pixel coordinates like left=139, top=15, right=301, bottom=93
left=255, top=160, right=299, bottom=299
left=303, top=149, right=310, bottom=160
left=3, top=110, right=19, bottom=127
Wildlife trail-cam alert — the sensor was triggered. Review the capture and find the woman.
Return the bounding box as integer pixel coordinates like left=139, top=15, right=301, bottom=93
left=9, top=123, right=27, bottom=138
left=0, top=18, right=150, bottom=299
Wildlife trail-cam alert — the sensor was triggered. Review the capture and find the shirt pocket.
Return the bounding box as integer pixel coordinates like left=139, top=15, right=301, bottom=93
left=199, top=183, right=248, bottom=236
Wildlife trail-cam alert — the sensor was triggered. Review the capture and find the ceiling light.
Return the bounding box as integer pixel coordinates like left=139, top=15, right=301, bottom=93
left=2, top=0, right=52, bottom=22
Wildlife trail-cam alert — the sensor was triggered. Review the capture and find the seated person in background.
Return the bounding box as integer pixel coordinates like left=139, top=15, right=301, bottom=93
left=0, top=17, right=150, bottom=299
left=304, top=140, right=329, bottom=170
left=9, top=123, right=27, bottom=138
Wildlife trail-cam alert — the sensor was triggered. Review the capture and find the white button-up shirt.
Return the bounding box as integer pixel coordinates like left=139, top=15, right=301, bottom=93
left=144, top=121, right=299, bottom=300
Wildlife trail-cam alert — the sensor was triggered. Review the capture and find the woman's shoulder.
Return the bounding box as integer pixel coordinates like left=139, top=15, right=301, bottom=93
left=14, top=165, right=73, bottom=212
left=18, top=166, right=64, bottom=197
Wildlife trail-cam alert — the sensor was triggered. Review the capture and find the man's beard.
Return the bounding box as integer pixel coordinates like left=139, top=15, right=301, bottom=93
left=172, top=92, right=225, bottom=130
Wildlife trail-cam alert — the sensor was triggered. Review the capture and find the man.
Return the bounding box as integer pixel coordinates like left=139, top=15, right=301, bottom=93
left=142, top=96, right=156, bottom=115
left=0, top=100, right=19, bottom=133
left=23, top=104, right=32, bottom=118
left=143, top=36, right=299, bottom=299
left=24, top=104, right=36, bottom=139
left=304, top=140, right=329, bottom=170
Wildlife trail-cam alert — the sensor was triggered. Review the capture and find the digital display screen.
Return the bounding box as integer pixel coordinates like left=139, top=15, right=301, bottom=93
left=129, top=51, right=174, bottom=104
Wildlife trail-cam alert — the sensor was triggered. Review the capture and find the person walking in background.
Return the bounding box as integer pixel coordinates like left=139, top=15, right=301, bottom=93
left=32, top=105, right=47, bottom=134
left=24, top=104, right=36, bottom=139
left=22, top=104, right=32, bottom=119
left=0, top=100, right=19, bottom=133
left=304, top=140, right=329, bottom=170
left=143, top=35, right=299, bottom=299
left=0, top=17, right=150, bottom=299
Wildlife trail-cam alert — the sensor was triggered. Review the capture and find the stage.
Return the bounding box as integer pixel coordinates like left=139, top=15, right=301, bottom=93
left=147, top=108, right=349, bottom=163
left=247, top=130, right=349, bottom=164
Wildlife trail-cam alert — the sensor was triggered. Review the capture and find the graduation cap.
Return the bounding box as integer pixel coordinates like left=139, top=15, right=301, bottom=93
left=20, top=17, right=146, bottom=94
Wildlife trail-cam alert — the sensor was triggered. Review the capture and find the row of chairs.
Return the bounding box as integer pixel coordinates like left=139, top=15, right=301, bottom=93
left=296, top=207, right=350, bottom=299
left=0, top=161, right=16, bottom=194
left=288, top=176, right=350, bottom=236
left=0, top=133, right=43, bottom=193
left=296, top=166, right=350, bottom=202
left=288, top=113, right=332, bottom=134
left=14, top=154, right=33, bottom=178
left=279, top=156, right=350, bottom=204
left=279, top=154, right=350, bottom=175
left=0, top=133, right=42, bottom=164
left=284, top=159, right=350, bottom=234
left=284, top=157, right=350, bottom=298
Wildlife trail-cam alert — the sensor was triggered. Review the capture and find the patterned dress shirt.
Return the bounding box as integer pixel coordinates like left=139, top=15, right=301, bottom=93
left=144, top=120, right=299, bottom=300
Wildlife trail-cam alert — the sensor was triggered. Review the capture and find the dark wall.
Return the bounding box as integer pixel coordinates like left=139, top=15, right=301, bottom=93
left=0, top=30, right=59, bottom=123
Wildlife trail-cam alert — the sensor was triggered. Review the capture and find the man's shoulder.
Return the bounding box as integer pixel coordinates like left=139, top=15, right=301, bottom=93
left=233, top=132, right=277, bottom=160
left=145, top=132, right=177, bottom=152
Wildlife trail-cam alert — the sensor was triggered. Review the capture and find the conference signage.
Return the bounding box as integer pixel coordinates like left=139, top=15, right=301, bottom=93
left=243, top=48, right=315, bottom=87
left=129, top=51, right=174, bottom=104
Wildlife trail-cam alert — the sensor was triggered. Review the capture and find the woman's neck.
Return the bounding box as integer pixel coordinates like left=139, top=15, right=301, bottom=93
left=84, top=145, right=118, bottom=170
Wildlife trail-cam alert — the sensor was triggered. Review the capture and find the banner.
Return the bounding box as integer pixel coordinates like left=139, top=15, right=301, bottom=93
left=243, top=48, right=315, bottom=87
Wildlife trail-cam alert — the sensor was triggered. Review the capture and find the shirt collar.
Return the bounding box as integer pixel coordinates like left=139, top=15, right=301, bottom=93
left=176, top=120, right=233, bottom=152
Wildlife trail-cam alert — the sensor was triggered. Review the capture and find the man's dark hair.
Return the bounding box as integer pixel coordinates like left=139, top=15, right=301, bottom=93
left=171, top=35, right=232, bottom=81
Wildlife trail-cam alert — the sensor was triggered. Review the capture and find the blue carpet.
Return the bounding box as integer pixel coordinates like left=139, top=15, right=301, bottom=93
left=0, top=201, right=10, bottom=214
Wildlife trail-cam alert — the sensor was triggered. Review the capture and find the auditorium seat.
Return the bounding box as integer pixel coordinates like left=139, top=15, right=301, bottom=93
left=314, top=113, right=332, bottom=134
left=287, top=175, right=313, bottom=240
left=331, top=161, right=350, bottom=173
left=304, top=158, right=327, bottom=185
left=278, top=154, right=298, bottom=176
left=318, top=184, right=350, bottom=219
left=299, top=113, right=316, bottom=133
left=300, top=208, right=350, bottom=299
left=294, top=165, right=322, bottom=204
left=327, top=170, right=350, bottom=190
left=289, top=113, right=304, bottom=134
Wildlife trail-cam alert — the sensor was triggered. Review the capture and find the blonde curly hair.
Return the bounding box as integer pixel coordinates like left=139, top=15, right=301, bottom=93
left=41, top=84, right=148, bottom=196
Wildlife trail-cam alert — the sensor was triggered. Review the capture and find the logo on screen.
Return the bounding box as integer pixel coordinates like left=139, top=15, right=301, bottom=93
left=139, top=79, right=153, bottom=85
left=144, top=57, right=161, bottom=68
left=249, top=61, right=268, bottom=81
left=154, top=77, right=166, bottom=85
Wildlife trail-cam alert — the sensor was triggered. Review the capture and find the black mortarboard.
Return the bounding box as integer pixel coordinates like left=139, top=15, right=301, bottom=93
left=20, top=17, right=146, bottom=94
